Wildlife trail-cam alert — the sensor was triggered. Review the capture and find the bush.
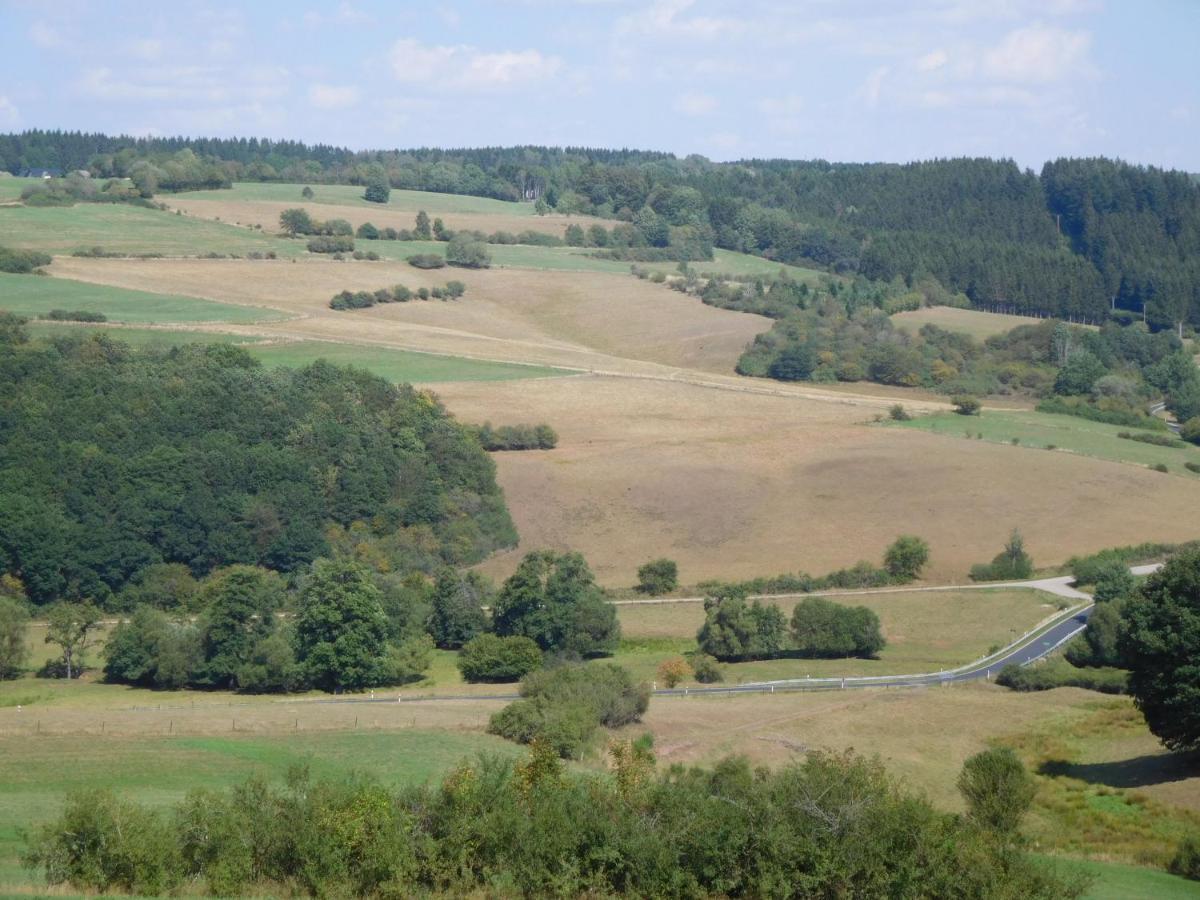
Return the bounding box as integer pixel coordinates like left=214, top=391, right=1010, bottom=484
left=952, top=395, right=981, bottom=415
left=40, top=309, right=107, bottom=322
left=0, top=245, right=52, bottom=273
left=446, top=237, right=492, bottom=268
left=888, top=403, right=911, bottom=421
left=457, top=634, right=543, bottom=682
left=883, top=535, right=929, bottom=581
left=995, top=659, right=1128, bottom=693
left=957, top=747, right=1036, bottom=835
left=1181, top=417, right=1200, bottom=445
left=406, top=253, right=445, bottom=269
left=355, top=222, right=379, bottom=239
left=306, top=235, right=354, bottom=254
left=488, top=663, right=649, bottom=757
left=687, top=652, right=724, bottom=683
left=1116, top=430, right=1185, bottom=448
left=1152, top=462, right=1169, bottom=472
left=790, top=596, right=885, bottom=658
left=970, top=529, right=1033, bottom=581
left=636, top=558, right=678, bottom=595
left=656, top=656, right=692, bottom=688
left=472, top=423, right=557, bottom=451
left=1036, top=396, right=1169, bottom=430
left=1170, top=834, right=1200, bottom=881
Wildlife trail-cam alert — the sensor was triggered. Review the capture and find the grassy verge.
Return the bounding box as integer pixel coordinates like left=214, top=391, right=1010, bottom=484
left=2, top=274, right=279, bottom=324
left=0, top=203, right=302, bottom=257
left=889, top=409, right=1200, bottom=475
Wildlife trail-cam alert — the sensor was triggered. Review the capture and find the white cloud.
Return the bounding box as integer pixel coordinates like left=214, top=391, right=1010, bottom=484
left=130, top=39, right=165, bottom=62
left=674, top=91, right=717, bottom=116
left=390, top=39, right=562, bottom=90
left=309, top=83, right=360, bottom=110
left=861, top=66, right=890, bottom=107
left=28, top=21, right=64, bottom=49
left=916, top=49, right=948, bottom=72
left=0, top=96, right=20, bottom=127
left=757, top=94, right=805, bottom=117
left=616, top=0, right=741, bottom=40
left=982, top=24, right=1094, bottom=83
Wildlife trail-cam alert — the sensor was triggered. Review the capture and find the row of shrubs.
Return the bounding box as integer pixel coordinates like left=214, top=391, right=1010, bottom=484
left=39, top=309, right=107, bottom=322
left=470, top=422, right=557, bottom=451
left=0, top=245, right=51, bottom=273
left=329, top=281, right=466, bottom=310
left=406, top=238, right=493, bottom=269
left=356, top=220, right=562, bottom=247
left=996, top=658, right=1128, bottom=694
left=1117, top=430, right=1188, bottom=448
left=1037, top=395, right=1171, bottom=430
left=21, top=743, right=1073, bottom=898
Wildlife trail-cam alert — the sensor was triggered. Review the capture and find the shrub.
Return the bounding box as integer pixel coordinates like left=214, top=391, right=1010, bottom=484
left=1181, top=417, right=1200, bottom=445
left=446, top=236, right=492, bottom=269
left=952, top=395, right=981, bottom=415
left=40, top=309, right=107, bottom=322
left=1187, top=462, right=1200, bottom=474
left=687, top=652, right=724, bottom=683
left=888, top=403, right=911, bottom=421
left=1152, top=462, right=1169, bottom=473
left=472, top=423, right=558, bottom=451
left=1170, top=834, right=1200, bottom=881
left=458, top=634, right=543, bottom=683
left=1069, top=543, right=1185, bottom=585
left=1117, top=430, right=1185, bottom=448
left=444, top=279, right=466, bottom=298
left=656, top=656, right=692, bottom=688
left=957, top=748, right=1036, bottom=835
left=790, top=597, right=885, bottom=658
left=355, top=222, right=379, bottom=239
left=636, top=558, right=678, bottom=595
left=996, top=659, right=1127, bottom=693
left=1064, top=601, right=1125, bottom=668
left=883, top=535, right=929, bottom=581
left=0, top=245, right=53, bottom=273
left=406, top=253, right=445, bottom=269
left=697, top=588, right=789, bottom=661
left=1036, top=395, right=1169, bottom=430
left=970, top=529, right=1033, bottom=581
left=306, top=235, right=354, bottom=254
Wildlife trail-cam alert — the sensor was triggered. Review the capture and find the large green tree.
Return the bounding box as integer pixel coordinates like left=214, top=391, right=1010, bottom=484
left=696, top=587, right=788, bottom=662
left=195, top=566, right=284, bottom=689
left=0, top=596, right=30, bottom=679
left=295, top=559, right=394, bottom=691
left=491, top=551, right=619, bottom=657
left=1119, top=548, right=1200, bottom=751
left=44, top=602, right=101, bottom=679
left=428, top=568, right=490, bottom=649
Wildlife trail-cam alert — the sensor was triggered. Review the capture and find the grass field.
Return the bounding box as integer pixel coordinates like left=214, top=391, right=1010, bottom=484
left=890, top=408, right=1200, bottom=476
left=1046, top=856, right=1200, bottom=899
left=0, top=729, right=517, bottom=891
left=27, top=323, right=259, bottom=347
left=0, top=203, right=301, bottom=257
left=0, top=176, right=42, bottom=201
left=891, top=305, right=1050, bottom=339
left=174, top=181, right=545, bottom=216
left=1, top=273, right=279, bottom=324
left=612, top=588, right=1062, bottom=683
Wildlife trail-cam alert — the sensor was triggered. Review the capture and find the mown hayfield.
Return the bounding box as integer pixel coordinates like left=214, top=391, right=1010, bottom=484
left=613, top=588, right=1062, bottom=683
left=892, top=408, right=1200, bottom=476
left=1, top=273, right=279, bottom=324
left=0, top=176, right=43, bottom=201
left=27, top=322, right=260, bottom=346
left=48, top=256, right=775, bottom=375
left=890, top=305, right=1051, bottom=339
left=0, top=203, right=301, bottom=257
left=436, top=375, right=1200, bottom=587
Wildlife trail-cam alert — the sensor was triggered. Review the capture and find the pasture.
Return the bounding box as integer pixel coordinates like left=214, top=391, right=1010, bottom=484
left=891, top=305, right=1052, bottom=339
left=0, top=203, right=301, bottom=257
left=0, top=176, right=42, bottom=201
left=0, top=273, right=278, bottom=324
left=891, top=408, right=1200, bottom=476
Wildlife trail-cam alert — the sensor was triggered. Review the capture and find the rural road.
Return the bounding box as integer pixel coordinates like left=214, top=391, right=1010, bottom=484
left=1149, top=401, right=1182, bottom=434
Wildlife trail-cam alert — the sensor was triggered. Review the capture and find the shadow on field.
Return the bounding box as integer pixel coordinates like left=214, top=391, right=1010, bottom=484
left=1039, top=752, right=1200, bottom=789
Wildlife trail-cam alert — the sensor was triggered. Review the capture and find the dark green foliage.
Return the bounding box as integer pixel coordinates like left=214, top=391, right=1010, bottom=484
left=445, top=236, right=491, bottom=268
left=884, top=535, right=930, bottom=580
left=43, top=602, right=101, bottom=679
left=952, top=395, right=982, bottom=415
left=488, top=663, right=649, bottom=757
left=102, top=607, right=201, bottom=689
left=1170, top=835, right=1200, bottom=881
left=687, top=651, right=724, bottom=683
left=1065, top=601, right=1125, bottom=668
left=957, top=748, right=1036, bottom=835
left=0, top=596, right=30, bottom=679
left=233, top=629, right=304, bottom=693
left=329, top=281, right=465, bottom=309
left=355, top=221, right=379, bottom=239
left=1053, top=351, right=1107, bottom=395
left=1068, top=542, right=1187, bottom=585
left=112, top=563, right=199, bottom=612
left=406, top=252, right=445, bottom=269
left=39, top=309, right=108, bottom=322
left=0, top=244, right=52, bottom=273
left=307, top=235, right=354, bottom=254
left=278, top=207, right=314, bottom=235
left=636, top=558, right=678, bottom=595
left=428, top=568, right=490, bottom=649
left=1116, top=430, right=1186, bottom=447
left=1181, top=417, right=1200, bottom=445
left=768, top=343, right=817, bottom=381
left=996, top=659, right=1128, bottom=694
left=790, top=596, right=886, bottom=658
left=194, top=566, right=284, bottom=688
left=295, top=558, right=428, bottom=691
left=696, top=586, right=788, bottom=662
left=22, top=748, right=1085, bottom=898
left=491, top=551, right=619, bottom=656
left=1119, top=548, right=1200, bottom=751
left=413, top=210, right=431, bottom=240
left=889, top=403, right=911, bottom=421
left=0, top=335, right=514, bottom=604
left=471, top=422, right=557, bottom=451
left=1091, top=562, right=1138, bottom=603
left=970, top=530, right=1034, bottom=581
left=362, top=165, right=390, bottom=204
left=457, top=633, right=542, bottom=682
left=1036, top=396, right=1169, bottom=430
left=564, top=223, right=584, bottom=246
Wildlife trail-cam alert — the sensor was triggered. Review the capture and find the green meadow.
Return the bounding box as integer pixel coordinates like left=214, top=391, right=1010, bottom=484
left=0, top=203, right=301, bottom=257
left=0, top=274, right=277, bottom=324
left=891, top=409, right=1200, bottom=476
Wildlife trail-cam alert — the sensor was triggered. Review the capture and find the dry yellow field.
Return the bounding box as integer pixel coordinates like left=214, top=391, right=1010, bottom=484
left=167, top=196, right=619, bottom=241
left=891, top=305, right=1056, bottom=339
left=434, top=375, right=1200, bottom=586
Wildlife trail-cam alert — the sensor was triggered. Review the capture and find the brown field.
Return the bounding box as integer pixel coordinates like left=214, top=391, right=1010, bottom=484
left=167, top=196, right=620, bottom=241
left=435, top=375, right=1200, bottom=586
left=891, top=305, right=1055, bottom=339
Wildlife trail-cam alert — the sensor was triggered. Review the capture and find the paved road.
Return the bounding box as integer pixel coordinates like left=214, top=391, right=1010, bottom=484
left=1149, top=401, right=1182, bottom=433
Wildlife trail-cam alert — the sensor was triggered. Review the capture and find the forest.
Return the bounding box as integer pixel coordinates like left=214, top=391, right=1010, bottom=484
left=4, top=131, right=1198, bottom=328
left=0, top=316, right=516, bottom=607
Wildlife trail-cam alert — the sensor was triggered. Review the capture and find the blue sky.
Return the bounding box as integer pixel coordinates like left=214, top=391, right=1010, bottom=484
left=1, top=0, right=1197, bottom=170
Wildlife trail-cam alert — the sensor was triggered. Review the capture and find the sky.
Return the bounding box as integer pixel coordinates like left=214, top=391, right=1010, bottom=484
left=1, top=0, right=1197, bottom=171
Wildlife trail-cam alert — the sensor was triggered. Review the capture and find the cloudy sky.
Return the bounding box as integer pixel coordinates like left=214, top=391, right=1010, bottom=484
left=2, top=0, right=1197, bottom=170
